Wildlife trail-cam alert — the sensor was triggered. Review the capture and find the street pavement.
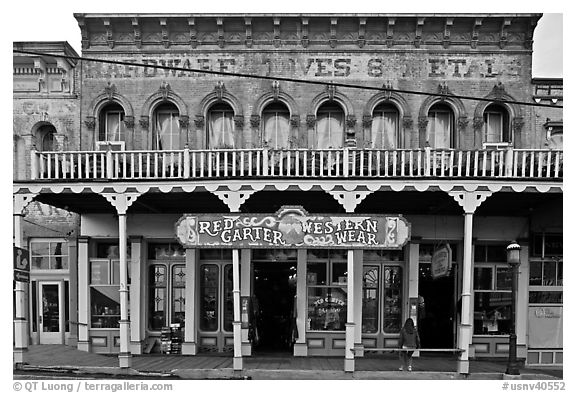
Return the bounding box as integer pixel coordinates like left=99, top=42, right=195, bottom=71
left=13, top=345, right=563, bottom=380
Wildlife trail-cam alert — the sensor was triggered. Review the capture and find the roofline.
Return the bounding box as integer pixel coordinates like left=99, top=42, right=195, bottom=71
left=74, top=12, right=543, bottom=19
left=13, top=41, right=79, bottom=58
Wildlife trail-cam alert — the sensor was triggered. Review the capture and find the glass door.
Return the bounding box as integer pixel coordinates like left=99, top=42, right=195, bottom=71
left=38, top=281, right=64, bottom=344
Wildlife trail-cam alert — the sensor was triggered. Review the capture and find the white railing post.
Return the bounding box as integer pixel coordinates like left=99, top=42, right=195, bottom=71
left=183, top=145, right=190, bottom=178
left=424, top=146, right=431, bottom=176
left=106, top=147, right=114, bottom=179
left=505, top=146, right=514, bottom=177
left=263, top=147, right=269, bottom=176
left=343, top=147, right=349, bottom=177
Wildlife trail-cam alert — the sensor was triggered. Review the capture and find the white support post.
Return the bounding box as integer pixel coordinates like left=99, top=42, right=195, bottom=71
left=77, top=237, right=90, bottom=352
left=449, top=191, right=492, bottom=375
left=232, top=249, right=243, bottom=371
left=293, top=249, right=308, bottom=356
left=118, top=213, right=131, bottom=368
left=100, top=192, right=141, bottom=369
left=516, top=243, right=530, bottom=359
left=240, top=249, right=252, bottom=356
left=344, top=249, right=355, bottom=372
left=182, top=248, right=197, bottom=355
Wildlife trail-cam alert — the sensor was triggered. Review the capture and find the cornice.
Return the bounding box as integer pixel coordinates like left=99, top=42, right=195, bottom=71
left=75, top=14, right=541, bottom=52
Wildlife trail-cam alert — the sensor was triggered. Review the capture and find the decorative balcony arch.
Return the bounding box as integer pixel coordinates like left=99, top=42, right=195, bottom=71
left=199, top=82, right=244, bottom=116
left=309, top=87, right=355, bottom=117
left=364, top=91, right=411, bottom=119
left=473, top=82, right=522, bottom=121
left=88, top=82, right=134, bottom=120
left=253, top=87, right=299, bottom=118
left=141, top=82, right=189, bottom=119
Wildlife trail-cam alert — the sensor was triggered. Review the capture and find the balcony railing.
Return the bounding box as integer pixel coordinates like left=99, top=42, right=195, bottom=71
left=30, top=148, right=563, bottom=181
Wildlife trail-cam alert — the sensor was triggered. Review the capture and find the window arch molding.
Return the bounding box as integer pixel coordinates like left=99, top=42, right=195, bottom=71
left=89, top=91, right=134, bottom=121
left=253, top=91, right=298, bottom=118
left=309, top=90, right=354, bottom=118
left=364, top=92, right=410, bottom=120
left=141, top=89, right=188, bottom=120
left=418, top=95, right=467, bottom=121
left=199, top=89, right=243, bottom=118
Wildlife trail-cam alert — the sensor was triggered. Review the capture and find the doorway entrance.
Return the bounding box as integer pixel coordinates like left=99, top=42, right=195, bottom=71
left=417, top=263, right=457, bottom=349
left=38, top=281, right=64, bottom=344
left=252, top=262, right=297, bottom=353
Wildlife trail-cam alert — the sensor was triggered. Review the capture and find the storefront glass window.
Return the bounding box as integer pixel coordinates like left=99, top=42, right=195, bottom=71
left=148, top=265, right=166, bottom=330
left=307, top=287, right=347, bottom=331
left=90, top=257, right=126, bottom=329
left=383, top=266, right=403, bottom=333
left=473, top=244, right=512, bottom=335
left=171, top=265, right=186, bottom=326
left=307, top=250, right=348, bottom=332
left=362, top=266, right=379, bottom=333
left=30, top=240, right=68, bottom=270
left=200, top=264, right=219, bottom=331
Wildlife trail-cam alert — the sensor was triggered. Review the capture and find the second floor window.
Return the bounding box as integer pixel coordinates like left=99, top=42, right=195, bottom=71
left=484, top=104, right=511, bottom=145
left=99, top=104, right=126, bottom=143
left=153, top=104, right=181, bottom=150
left=315, top=103, right=344, bottom=149
left=36, top=125, right=56, bottom=151
left=426, top=104, right=454, bottom=149
left=208, top=103, right=235, bottom=149
left=371, top=104, right=399, bottom=149
left=262, top=103, right=290, bottom=149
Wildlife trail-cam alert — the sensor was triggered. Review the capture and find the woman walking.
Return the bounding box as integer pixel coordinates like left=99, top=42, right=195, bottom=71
left=398, top=318, right=420, bottom=371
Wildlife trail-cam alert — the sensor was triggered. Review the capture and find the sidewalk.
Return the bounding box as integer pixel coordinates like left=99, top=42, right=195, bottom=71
left=14, top=345, right=562, bottom=380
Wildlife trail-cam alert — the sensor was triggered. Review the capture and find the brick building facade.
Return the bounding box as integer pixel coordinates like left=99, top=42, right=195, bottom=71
left=14, top=13, right=562, bottom=371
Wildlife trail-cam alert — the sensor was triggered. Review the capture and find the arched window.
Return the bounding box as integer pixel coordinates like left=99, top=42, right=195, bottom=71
left=427, top=104, right=454, bottom=149
left=316, top=103, right=344, bottom=149
left=36, top=125, right=57, bottom=151
left=207, top=103, right=235, bottom=149
left=483, top=104, right=511, bottom=146
left=262, top=102, right=290, bottom=149
left=371, top=103, right=399, bottom=149
left=153, top=103, right=181, bottom=150
left=98, top=104, right=126, bottom=147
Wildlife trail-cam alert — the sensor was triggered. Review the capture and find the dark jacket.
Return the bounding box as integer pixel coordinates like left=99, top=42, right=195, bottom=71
left=399, top=327, right=420, bottom=348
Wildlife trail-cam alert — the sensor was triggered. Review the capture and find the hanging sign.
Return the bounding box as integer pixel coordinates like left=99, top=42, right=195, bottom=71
left=175, top=206, right=410, bottom=249
left=13, top=246, right=30, bottom=283
left=431, top=244, right=452, bottom=279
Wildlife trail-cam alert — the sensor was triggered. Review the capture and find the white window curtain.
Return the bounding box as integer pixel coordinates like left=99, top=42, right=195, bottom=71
left=485, top=112, right=503, bottom=143
left=155, top=111, right=180, bottom=150
left=316, top=111, right=343, bottom=149
left=104, top=111, right=125, bottom=142
left=262, top=111, right=290, bottom=149
left=426, top=110, right=452, bottom=148
left=208, top=110, right=235, bottom=149
left=371, top=111, right=398, bottom=149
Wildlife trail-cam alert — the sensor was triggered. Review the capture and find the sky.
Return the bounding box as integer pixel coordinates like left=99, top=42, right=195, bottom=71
left=6, top=1, right=564, bottom=78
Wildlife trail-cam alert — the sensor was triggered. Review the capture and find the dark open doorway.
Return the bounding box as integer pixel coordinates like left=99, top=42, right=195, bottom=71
left=417, top=263, right=457, bottom=349
left=252, top=262, right=297, bottom=353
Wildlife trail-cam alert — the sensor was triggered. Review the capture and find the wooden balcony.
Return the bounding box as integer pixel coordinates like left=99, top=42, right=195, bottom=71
left=29, top=148, right=563, bottom=182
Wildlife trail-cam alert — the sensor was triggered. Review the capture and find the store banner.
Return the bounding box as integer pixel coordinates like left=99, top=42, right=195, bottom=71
left=175, top=206, right=410, bottom=249
left=431, top=244, right=452, bottom=279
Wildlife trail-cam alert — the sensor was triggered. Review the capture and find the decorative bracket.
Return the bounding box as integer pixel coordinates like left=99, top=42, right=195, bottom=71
left=448, top=191, right=492, bottom=214
left=103, top=18, right=114, bottom=49
left=132, top=18, right=141, bottom=48
left=104, top=82, right=116, bottom=101
left=330, top=18, right=338, bottom=48
left=101, top=192, right=142, bottom=215
left=212, top=189, right=257, bottom=212
left=14, top=193, right=38, bottom=215
left=244, top=17, right=253, bottom=48
left=188, top=18, right=197, bottom=48
left=386, top=18, right=395, bottom=48
left=272, top=80, right=280, bottom=100
left=358, top=18, right=366, bottom=48
left=158, top=81, right=171, bottom=100
left=471, top=18, right=483, bottom=49
left=327, top=190, right=373, bottom=213
left=159, top=18, right=170, bottom=48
